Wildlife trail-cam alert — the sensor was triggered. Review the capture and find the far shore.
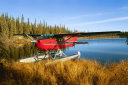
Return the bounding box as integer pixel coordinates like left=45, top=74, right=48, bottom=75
left=78, top=35, right=120, bottom=39
left=10, top=35, right=120, bottom=44
left=4, top=35, right=121, bottom=47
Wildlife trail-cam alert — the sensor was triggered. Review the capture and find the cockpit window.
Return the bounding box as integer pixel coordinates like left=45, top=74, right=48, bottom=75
left=56, top=38, right=64, bottom=42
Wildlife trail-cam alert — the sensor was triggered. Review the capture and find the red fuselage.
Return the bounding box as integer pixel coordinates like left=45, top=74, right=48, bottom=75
left=36, top=36, right=77, bottom=51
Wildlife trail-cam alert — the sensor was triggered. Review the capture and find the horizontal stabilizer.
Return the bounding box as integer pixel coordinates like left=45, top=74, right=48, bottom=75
left=75, top=42, right=88, bottom=44
left=66, top=42, right=88, bottom=44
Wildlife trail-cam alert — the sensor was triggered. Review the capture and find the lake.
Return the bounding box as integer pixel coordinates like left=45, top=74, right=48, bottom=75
left=0, top=38, right=128, bottom=64
left=65, top=38, right=128, bottom=64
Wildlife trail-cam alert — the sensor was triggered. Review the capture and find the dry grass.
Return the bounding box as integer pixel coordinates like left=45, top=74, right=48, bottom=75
left=0, top=59, right=128, bottom=85
left=8, top=36, right=31, bottom=47
left=78, top=35, right=120, bottom=39
left=9, top=36, right=31, bottom=43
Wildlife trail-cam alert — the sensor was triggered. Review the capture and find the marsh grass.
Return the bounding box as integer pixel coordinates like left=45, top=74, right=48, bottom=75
left=0, top=59, right=128, bottom=85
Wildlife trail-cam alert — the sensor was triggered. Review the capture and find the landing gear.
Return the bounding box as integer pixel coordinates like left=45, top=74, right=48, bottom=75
left=34, top=49, right=67, bottom=60
left=49, top=49, right=66, bottom=59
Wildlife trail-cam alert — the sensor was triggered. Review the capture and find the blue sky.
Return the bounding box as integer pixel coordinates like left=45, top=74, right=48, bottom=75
left=0, top=0, right=128, bottom=32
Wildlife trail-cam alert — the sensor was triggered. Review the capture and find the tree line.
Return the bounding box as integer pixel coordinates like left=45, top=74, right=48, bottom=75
left=0, top=13, right=71, bottom=39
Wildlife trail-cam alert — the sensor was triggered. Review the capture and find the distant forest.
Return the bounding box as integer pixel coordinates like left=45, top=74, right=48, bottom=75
left=0, top=13, right=71, bottom=39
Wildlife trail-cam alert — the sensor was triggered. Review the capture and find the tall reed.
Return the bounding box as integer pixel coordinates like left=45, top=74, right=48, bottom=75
left=0, top=59, right=128, bottom=85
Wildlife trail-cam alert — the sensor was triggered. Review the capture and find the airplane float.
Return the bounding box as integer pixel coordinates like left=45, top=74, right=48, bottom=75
left=14, top=31, right=122, bottom=63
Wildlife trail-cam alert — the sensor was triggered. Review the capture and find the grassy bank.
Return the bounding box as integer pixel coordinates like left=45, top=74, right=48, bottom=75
left=0, top=59, right=128, bottom=85
left=9, top=36, right=31, bottom=44
left=8, top=36, right=31, bottom=47
left=78, top=35, right=120, bottom=39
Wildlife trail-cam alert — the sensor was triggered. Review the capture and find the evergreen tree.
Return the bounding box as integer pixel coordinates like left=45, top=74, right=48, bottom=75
left=16, top=16, right=20, bottom=34
left=10, top=17, right=16, bottom=37
left=27, top=18, right=31, bottom=34
left=23, top=22, right=29, bottom=34
left=32, top=19, right=37, bottom=34
left=36, top=20, right=42, bottom=34
left=42, top=20, right=45, bottom=34
left=0, top=14, right=9, bottom=38
left=19, top=14, right=24, bottom=34
left=21, top=14, right=24, bottom=24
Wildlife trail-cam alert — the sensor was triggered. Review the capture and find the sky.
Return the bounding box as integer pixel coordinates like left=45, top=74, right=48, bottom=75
left=0, top=0, right=128, bottom=32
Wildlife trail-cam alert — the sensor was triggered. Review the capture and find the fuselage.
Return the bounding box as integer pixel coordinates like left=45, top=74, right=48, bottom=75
left=35, top=36, right=77, bottom=51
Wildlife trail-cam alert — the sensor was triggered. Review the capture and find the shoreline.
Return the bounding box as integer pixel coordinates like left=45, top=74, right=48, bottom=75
left=78, top=35, right=120, bottom=39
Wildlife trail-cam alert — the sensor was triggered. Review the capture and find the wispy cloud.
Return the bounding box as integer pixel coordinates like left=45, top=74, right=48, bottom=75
left=67, top=16, right=128, bottom=27
left=64, top=13, right=102, bottom=20
left=120, top=6, right=128, bottom=10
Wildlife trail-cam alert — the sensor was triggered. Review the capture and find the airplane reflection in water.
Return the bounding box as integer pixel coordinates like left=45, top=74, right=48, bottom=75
left=126, top=38, right=128, bottom=45
left=14, top=31, right=121, bottom=60
left=0, top=38, right=128, bottom=63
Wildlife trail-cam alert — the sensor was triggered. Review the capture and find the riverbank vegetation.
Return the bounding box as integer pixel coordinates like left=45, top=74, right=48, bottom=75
left=78, top=34, right=120, bottom=39
left=0, top=59, right=128, bottom=85
left=78, top=32, right=128, bottom=39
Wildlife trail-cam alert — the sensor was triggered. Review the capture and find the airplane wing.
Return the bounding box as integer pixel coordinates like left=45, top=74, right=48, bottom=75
left=13, top=31, right=122, bottom=38
left=13, top=34, right=42, bottom=36
left=54, top=31, right=121, bottom=38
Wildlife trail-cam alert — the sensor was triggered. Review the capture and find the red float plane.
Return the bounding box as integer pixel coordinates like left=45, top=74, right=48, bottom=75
left=14, top=31, right=121, bottom=61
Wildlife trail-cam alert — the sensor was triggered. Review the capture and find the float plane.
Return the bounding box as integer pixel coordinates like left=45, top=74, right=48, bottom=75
left=14, top=31, right=121, bottom=63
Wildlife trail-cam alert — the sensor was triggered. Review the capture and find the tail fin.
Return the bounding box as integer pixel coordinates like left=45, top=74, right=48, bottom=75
left=65, top=31, right=78, bottom=42
left=75, top=31, right=78, bottom=33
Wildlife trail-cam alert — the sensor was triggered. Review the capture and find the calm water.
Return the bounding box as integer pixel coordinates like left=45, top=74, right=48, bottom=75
left=65, top=38, right=128, bottom=64
left=0, top=38, right=128, bottom=64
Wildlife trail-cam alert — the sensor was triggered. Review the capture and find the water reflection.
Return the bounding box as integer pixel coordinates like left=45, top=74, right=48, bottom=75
left=126, top=38, right=128, bottom=45
left=0, top=38, right=128, bottom=64
left=0, top=42, right=38, bottom=61
left=0, top=42, right=9, bottom=58
left=0, top=42, right=67, bottom=61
